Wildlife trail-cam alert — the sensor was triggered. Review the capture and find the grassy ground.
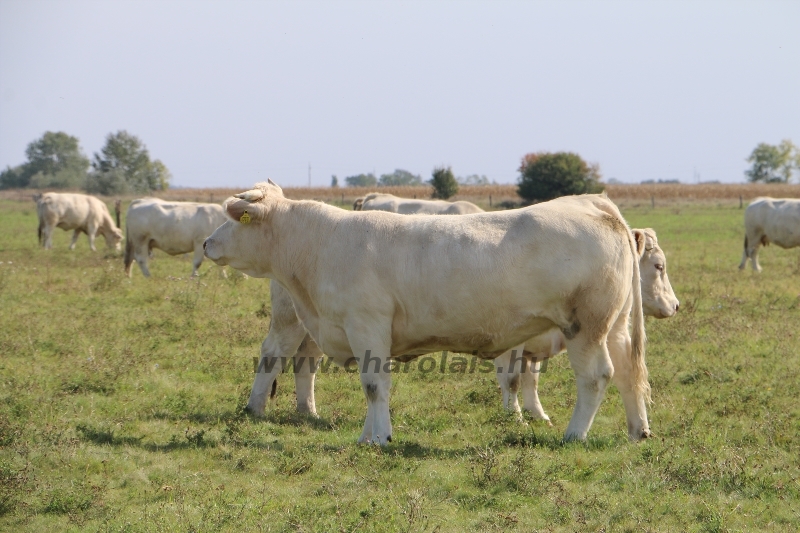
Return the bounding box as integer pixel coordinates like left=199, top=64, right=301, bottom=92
left=0, top=198, right=798, bottom=532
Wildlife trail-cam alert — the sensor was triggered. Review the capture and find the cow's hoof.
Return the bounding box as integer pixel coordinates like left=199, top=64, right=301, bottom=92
left=640, top=429, right=653, bottom=440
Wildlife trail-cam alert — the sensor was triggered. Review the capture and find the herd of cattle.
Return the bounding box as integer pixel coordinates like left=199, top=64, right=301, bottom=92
left=34, top=187, right=799, bottom=444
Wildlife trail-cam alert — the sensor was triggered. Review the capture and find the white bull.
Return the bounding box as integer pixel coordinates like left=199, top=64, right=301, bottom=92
left=124, top=198, right=227, bottom=278
left=495, top=228, right=679, bottom=423
left=738, top=197, right=800, bottom=272
left=354, top=192, right=484, bottom=214
left=204, top=181, right=650, bottom=444
left=37, top=192, right=123, bottom=251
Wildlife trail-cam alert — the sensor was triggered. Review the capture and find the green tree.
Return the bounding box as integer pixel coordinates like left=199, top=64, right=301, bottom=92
left=429, top=166, right=459, bottom=199
left=331, top=175, right=339, bottom=188
left=344, top=173, right=378, bottom=187
left=516, top=152, right=603, bottom=203
left=0, top=131, right=89, bottom=189
left=379, top=169, right=423, bottom=186
left=745, top=140, right=800, bottom=183
left=87, top=131, right=170, bottom=194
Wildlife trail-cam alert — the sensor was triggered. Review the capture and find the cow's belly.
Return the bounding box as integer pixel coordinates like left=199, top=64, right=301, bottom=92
left=151, top=238, right=196, bottom=256
left=391, top=316, right=558, bottom=359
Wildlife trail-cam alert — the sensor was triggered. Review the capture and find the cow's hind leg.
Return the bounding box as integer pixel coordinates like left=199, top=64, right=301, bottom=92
left=191, top=244, right=205, bottom=277
left=606, top=316, right=651, bottom=440
left=563, top=337, right=614, bottom=442
left=69, top=229, right=81, bottom=250
left=42, top=225, right=54, bottom=249
left=133, top=241, right=152, bottom=277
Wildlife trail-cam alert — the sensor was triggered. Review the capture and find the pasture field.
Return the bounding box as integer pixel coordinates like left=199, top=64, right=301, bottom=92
left=1, top=197, right=799, bottom=532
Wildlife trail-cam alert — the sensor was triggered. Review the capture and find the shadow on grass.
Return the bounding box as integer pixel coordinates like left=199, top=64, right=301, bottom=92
left=497, top=428, right=629, bottom=450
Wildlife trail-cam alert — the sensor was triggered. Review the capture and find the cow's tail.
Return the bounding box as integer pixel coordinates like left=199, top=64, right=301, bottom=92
left=36, top=196, right=47, bottom=245
left=123, top=219, right=134, bottom=275
left=628, top=228, right=650, bottom=404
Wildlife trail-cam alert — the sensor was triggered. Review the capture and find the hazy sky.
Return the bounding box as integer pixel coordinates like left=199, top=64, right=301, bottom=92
left=1, top=0, right=798, bottom=188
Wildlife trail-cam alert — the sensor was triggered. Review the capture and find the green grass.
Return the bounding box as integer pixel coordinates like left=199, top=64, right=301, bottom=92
left=1, top=199, right=799, bottom=532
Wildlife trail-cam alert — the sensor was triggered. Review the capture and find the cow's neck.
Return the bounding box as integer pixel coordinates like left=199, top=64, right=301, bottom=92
left=267, top=200, right=342, bottom=336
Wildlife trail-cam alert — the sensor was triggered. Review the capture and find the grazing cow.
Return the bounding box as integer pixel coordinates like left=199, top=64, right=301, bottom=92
left=739, top=197, right=800, bottom=272
left=495, top=228, right=679, bottom=423
left=124, top=198, right=227, bottom=278
left=37, top=192, right=123, bottom=251
left=204, top=180, right=650, bottom=444
left=353, top=192, right=484, bottom=214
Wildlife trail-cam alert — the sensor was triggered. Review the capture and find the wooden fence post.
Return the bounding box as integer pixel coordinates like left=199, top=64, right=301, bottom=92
left=739, top=195, right=743, bottom=209
left=114, top=199, right=121, bottom=228
left=489, top=195, right=492, bottom=207
left=651, top=195, right=655, bottom=208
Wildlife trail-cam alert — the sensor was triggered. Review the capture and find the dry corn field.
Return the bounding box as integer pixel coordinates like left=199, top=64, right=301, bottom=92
left=4, top=183, right=800, bottom=212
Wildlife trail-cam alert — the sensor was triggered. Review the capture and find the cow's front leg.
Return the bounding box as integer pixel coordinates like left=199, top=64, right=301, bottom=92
left=247, top=330, right=303, bottom=415
left=346, top=324, right=393, bottom=444
left=357, top=360, right=392, bottom=444
left=293, top=335, right=322, bottom=416
left=520, top=358, right=552, bottom=425
left=69, top=229, right=81, bottom=250
left=494, top=345, right=526, bottom=421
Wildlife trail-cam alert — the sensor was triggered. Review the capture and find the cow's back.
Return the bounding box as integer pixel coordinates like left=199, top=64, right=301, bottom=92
left=38, top=192, right=105, bottom=229
left=753, top=197, right=800, bottom=248
left=126, top=198, right=227, bottom=255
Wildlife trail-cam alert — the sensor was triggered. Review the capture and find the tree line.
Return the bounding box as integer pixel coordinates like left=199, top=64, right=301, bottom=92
left=0, top=130, right=170, bottom=194
left=3, top=131, right=796, bottom=202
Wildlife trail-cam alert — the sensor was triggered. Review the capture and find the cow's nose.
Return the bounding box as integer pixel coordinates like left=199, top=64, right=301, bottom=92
left=674, top=302, right=680, bottom=313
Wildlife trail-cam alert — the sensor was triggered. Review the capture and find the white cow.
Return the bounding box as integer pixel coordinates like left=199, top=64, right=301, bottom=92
left=37, top=192, right=123, bottom=251
left=495, top=228, right=679, bottom=423
left=204, top=180, right=650, bottom=444
left=354, top=192, right=484, bottom=214
left=124, top=198, right=227, bottom=278
left=738, top=197, right=800, bottom=272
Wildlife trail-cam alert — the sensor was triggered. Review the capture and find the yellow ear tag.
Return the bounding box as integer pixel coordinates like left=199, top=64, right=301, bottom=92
left=239, top=210, right=251, bottom=224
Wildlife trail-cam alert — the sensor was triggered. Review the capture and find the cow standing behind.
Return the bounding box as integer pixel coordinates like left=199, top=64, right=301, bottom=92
left=124, top=198, right=227, bottom=278
left=37, top=192, right=123, bottom=251
left=739, top=197, right=800, bottom=272
left=204, top=181, right=651, bottom=444
left=496, top=228, right=679, bottom=423
left=353, top=192, right=484, bottom=214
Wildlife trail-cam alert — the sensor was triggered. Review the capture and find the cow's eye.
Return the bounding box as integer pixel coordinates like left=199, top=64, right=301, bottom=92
left=655, top=264, right=664, bottom=272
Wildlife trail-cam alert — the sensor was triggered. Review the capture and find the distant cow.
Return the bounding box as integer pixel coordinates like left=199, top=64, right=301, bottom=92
left=37, top=192, right=123, bottom=251
left=204, top=181, right=651, bottom=444
left=495, top=228, right=679, bottom=423
left=353, top=192, right=484, bottom=214
left=124, top=198, right=227, bottom=277
left=739, top=197, right=800, bottom=272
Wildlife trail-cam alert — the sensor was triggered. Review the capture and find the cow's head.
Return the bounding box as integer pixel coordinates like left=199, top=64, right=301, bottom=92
left=203, top=179, right=284, bottom=277
left=103, top=226, right=124, bottom=251
left=633, top=228, right=679, bottom=319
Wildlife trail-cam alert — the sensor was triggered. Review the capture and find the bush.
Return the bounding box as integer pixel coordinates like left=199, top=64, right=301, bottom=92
left=516, top=152, right=603, bottom=203
left=430, top=166, right=459, bottom=199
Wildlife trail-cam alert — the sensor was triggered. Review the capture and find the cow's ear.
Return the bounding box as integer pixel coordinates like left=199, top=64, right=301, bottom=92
left=226, top=198, right=251, bottom=223
left=632, top=229, right=647, bottom=258
left=643, top=228, right=657, bottom=250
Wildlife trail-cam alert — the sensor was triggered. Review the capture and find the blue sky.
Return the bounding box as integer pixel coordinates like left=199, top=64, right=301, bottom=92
left=1, top=0, right=798, bottom=188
